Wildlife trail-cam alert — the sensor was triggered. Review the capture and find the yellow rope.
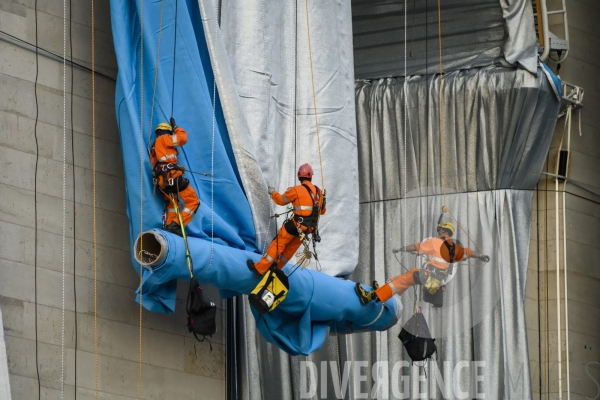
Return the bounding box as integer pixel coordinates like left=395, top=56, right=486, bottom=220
left=304, top=0, right=325, bottom=191
left=138, top=0, right=144, bottom=397
left=91, top=0, right=98, bottom=396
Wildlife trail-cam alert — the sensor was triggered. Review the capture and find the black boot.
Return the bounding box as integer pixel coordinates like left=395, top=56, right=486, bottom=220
left=165, top=222, right=183, bottom=237
left=355, top=281, right=380, bottom=305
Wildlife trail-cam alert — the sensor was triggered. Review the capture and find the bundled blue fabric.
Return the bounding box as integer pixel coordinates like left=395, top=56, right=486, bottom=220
left=110, top=0, right=399, bottom=355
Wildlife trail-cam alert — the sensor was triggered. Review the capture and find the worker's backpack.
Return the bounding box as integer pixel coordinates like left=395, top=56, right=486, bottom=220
left=398, top=312, right=437, bottom=362
left=186, top=278, right=217, bottom=345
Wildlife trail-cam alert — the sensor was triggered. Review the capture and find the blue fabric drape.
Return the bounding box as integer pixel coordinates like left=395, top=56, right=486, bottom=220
left=110, top=0, right=400, bottom=355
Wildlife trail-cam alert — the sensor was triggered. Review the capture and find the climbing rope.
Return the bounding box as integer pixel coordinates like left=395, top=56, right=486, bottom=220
left=137, top=0, right=144, bottom=396
left=146, top=0, right=166, bottom=153
left=287, top=0, right=297, bottom=190
left=171, top=0, right=179, bottom=118
left=60, top=0, right=67, bottom=396
left=433, top=0, right=485, bottom=264
left=261, top=0, right=274, bottom=255
left=304, top=0, right=325, bottom=191
left=437, top=0, right=446, bottom=203
left=403, top=0, right=411, bottom=315
left=91, top=0, right=99, bottom=396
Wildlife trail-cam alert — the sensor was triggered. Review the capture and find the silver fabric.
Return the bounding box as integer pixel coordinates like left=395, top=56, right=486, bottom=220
left=199, top=1, right=359, bottom=399
left=217, top=0, right=359, bottom=277
left=352, top=0, right=537, bottom=79
left=331, top=66, right=557, bottom=399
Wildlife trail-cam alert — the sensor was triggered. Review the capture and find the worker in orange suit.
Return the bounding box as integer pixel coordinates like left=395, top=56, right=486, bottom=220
left=151, top=117, right=200, bottom=236
left=355, top=221, right=489, bottom=307
left=248, top=163, right=326, bottom=275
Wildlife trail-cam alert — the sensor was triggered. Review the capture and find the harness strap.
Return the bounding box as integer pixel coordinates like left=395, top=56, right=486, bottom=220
left=442, top=240, right=456, bottom=263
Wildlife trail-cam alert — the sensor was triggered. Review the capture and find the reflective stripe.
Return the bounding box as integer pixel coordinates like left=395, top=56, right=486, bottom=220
left=294, top=205, right=313, bottom=211
left=428, top=256, right=450, bottom=265
left=167, top=208, right=176, bottom=213
left=362, top=303, right=386, bottom=326
left=280, top=254, right=290, bottom=262
left=182, top=207, right=195, bottom=215
left=265, top=254, right=276, bottom=263
left=282, top=194, right=290, bottom=203
left=158, top=154, right=177, bottom=162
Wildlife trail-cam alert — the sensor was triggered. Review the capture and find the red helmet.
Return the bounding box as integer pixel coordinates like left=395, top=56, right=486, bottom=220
left=297, top=163, right=313, bottom=179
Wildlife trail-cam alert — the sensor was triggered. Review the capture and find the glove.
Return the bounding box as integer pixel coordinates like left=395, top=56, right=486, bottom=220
left=268, top=186, right=276, bottom=195
left=170, top=117, right=177, bottom=129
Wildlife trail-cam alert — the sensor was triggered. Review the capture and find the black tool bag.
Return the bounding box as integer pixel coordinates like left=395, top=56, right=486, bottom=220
left=398, top=312, right=437, bottom=362
left=186, top=278, right=217, bottom=343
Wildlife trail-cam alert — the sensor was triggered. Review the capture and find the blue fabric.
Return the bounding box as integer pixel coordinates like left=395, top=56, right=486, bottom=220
left=139, top=230, right=399, bottom=355
left=541, top=61, right=562, bottom=99
left=110, top=0, right=398, bottom=355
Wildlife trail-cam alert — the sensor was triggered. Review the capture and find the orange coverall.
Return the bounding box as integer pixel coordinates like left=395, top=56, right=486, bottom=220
left=254, top=181, right=326, bottom=274
left=375, top=237, right=473, bottom=302
left=151, top=127, right=200, bottom=227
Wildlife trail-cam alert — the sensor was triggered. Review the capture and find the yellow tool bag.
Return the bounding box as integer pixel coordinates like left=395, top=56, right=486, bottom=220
left=248, top=266, right=290, bottom=314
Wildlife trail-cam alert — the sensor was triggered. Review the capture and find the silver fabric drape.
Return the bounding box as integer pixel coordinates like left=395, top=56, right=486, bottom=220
left=327, top=66, right=558, bottom=399
left=216, top=0, right=359, bottom=277
left=352, top=0, right=537, bottom=79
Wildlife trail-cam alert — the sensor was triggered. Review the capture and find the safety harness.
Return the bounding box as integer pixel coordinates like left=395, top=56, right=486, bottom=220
left=292, top=183, right=322, bottom=229
left=152, top=161, right=190, bottom=194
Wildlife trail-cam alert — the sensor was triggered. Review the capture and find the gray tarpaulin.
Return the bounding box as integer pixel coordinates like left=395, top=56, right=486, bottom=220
left=336, top=66, right=558, bottom=399
left=352, top=0, right=538, bottom=79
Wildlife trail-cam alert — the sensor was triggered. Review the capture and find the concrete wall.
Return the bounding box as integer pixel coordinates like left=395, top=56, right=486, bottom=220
left=527, top=1, right=600, bottom=399
left=0, top=0, right=226, bottom=398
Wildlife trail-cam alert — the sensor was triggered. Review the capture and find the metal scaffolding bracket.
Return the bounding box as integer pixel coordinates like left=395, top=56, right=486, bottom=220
left=558, top=81, right=583, bottom=119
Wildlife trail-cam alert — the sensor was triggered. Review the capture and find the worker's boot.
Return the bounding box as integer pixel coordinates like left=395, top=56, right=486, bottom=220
left=355, top=281, right=380, bottom=305
left=165, top=222, right=183, bottom=237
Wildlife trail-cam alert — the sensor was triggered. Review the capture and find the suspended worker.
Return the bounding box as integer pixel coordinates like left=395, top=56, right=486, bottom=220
left=355, top=221, right=489, bottom=307
left=248, top=163, right=326, bottom=275
left=151, top=117, right=200, bottom=235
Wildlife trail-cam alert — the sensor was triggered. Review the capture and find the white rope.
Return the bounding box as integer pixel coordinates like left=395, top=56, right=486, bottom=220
left=60, top=0, right=67, bottom=395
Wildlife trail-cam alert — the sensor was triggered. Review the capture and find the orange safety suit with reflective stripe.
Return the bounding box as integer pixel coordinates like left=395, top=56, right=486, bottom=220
left=254, top=181, right=326, bottom=274
left=151, top=127, right=200, bottom=227
left=374, top=238, right=473, bottom=303
left=415, top=237, right=472, bottom=269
